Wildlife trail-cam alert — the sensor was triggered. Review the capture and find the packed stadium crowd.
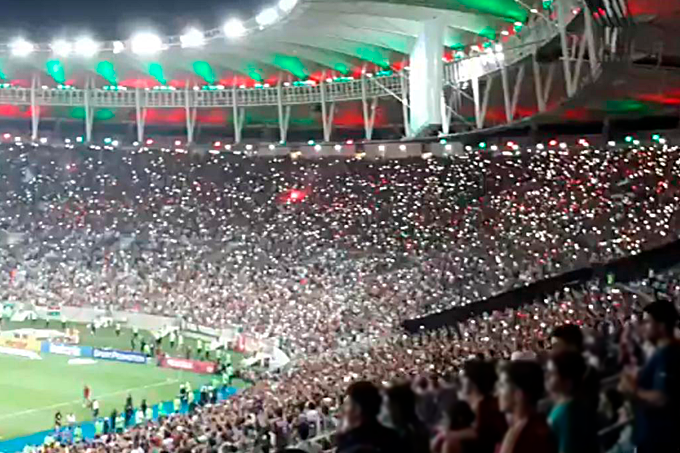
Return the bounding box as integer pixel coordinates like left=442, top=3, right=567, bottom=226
left=0, top=143, right=678, bottom=356
left=0, top=140, right=679, bottom=453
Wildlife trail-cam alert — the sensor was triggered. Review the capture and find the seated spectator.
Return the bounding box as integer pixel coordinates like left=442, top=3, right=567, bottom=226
left=619, top=300, right=680, bottom=453
left=385, top=384, right=429, bottom=453
left=498, top=361, right=557, bottom=453
left=336, top=381, right=400, bottom=453
left=546, top=350, right=599, bottom=453
left=294, top=422, right=322, bottom=453
left=431, top=400, right=476, bottom=453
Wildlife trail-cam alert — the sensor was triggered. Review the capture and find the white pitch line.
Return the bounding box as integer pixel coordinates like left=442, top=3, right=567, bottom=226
left=0, top=378, right=179, bottom=421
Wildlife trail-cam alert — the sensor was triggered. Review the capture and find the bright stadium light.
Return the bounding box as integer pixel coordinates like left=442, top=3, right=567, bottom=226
left=112, top=40, right=125, bottom=54
left=256, top=7, right=279, bottom=26
left=279, top=0, right=298, bottom=11
left=10, top=38, right=34, bottom=57
left=51, top=39, right=73, bottom=57
left=74, top=37, right=99, bottom=57
left=223, top=19, right=246, bottom=38
left=180, top=28, right=205, bottom=48
left=130, top=32, right=163, bottom=55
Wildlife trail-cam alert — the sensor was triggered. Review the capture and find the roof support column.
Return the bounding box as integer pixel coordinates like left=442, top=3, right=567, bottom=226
left=232, top=86, right=245, bottom=144
left=408, top=16, right=445, bottom=136
left=400, top=71, right=411, bottom=137
left=30, top=75, right=40, bottom=142
left=360, top=75, right=378, bottom=140
left=276, top=81, right=291, bottom=144
left=84, top=78, right=94, bottom=143
left=185, top=82, right=196, bottom=145
left=135, top=88, right=147, bottom=144
left=320, top=80, right=335, bottom=142
left=557, top=0, right=575, bottom=97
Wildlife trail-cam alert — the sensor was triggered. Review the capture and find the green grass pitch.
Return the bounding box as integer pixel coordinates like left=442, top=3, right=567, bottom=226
left=0, top=321, right=243, bottom=440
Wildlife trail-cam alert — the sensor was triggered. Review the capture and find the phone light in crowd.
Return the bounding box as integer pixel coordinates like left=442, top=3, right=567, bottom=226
left=378, top=145, right=386, bottom=152
left=608, top=141, right=616, bottom=146
left=478, top=141, right=487, bottom=149
left=548, top=139, right=558, bottom=146
left=256, top=7, right=279, bottom=26
left=39, top=137, right=48, bottom=144
left=112, top=140, right=119, bottom=147
left=76, top=136, right=84, bottom=143
left=223, top=19, right=246, bottom=38
left=245, top=144, right=253, bottom=150
left=104, top=137, right=112, bottom=144
left=490, top=145, right=498, bottom=151
left=506, top=141, right=515, bottom=147
left=214, top=141, right=221, bottom=147
left=2, top=133, right=10, bottom=139
left=10, top=38, right=34, bottom=57
left=439, top=138, right=447, bottom=145
left=224, top=144, right=232, bottom=150
left=536, top=143, right=545, bottom=150
left=268, top=144, right=276, bottom=150
left=399, top=144, right=407, bottom=151
left=180, top=28, right=205, bottom=48
left=307, top=140, right=315, bottom=146
left=345, top=139, right=354, bottom=145
left=131, top=32, right=163, bottom=55
left=334, top=144, right=342, bottom=151
left=314, top=144, right=322, bottom=151
left=624, top=135, right=633, bottom=143
left=174, top=140, right=182, bottom=146
left=445, top=144, right=453, bottom=151
left=145, top=138, right=154, bottom=145
left=652, top=133, right=661, bottom=142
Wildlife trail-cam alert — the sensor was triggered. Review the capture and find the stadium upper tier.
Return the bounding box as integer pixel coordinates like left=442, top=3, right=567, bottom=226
left=0, top=0, right=675, bottom=143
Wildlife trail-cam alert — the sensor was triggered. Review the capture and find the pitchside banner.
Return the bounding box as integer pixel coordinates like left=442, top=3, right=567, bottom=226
left=160, top=356, right=216, bottom=374
left=93, top=348, right=147, bottom=364
left=41, top=342, right=93, bottom=358
left=0, top=336, right=42, bottom=352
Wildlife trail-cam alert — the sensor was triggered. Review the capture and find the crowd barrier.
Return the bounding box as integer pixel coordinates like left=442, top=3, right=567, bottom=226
left=404, top=238, right=680, bottom=332
left=0, top=336, right=42, bottom=352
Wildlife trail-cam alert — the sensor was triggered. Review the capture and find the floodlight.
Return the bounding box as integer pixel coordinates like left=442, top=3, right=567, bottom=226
left=180, top=28, right=205, bottom=48
left=10, top=38, right=34, bottom=57
left=51, top=39, right=73, bottom=57
left=279, top=0, right=298, bottom=11
left=223, top=19, right=246, bottom=39
left=74, top=37, right=99, bottom=57
left=256, top=7, right=279, bottom=26
left=130, top=32, right=163, bottom=55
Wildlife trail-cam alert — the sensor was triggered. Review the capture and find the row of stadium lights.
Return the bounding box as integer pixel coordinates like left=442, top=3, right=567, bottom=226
left=7, top=0, right=298, bottom=57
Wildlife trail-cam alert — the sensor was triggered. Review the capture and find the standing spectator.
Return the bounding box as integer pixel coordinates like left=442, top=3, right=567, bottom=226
left=546, top=350, right=599, bottom=453
left=498, top=361, right=557, bottom=453
left=458, top=359, right=507, bottom=453
left=385, top=384, right=430, bottom=453
left=294, top=422, right=322, bottom=453
left=336, top=381, right=400, bottom=453
left=431, top=400, right=476, bottom=453
left=550, top=324, right=600, bottom=410
left=619, top=300, right=680, bottom=453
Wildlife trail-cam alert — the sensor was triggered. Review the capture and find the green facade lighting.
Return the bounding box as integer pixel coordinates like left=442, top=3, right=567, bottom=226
left=46, top=60, right=66, bottom=84
left=192, top=61, right=216, bottom=84
left=96, top=61, right=117, bottom=85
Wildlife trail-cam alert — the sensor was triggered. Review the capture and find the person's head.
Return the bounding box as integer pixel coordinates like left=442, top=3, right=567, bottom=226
left=546, top=350, right=586, bottom=398
left=444, top=400, right=475, bottom=431
left=551, top=324, right=584, bottom=353
left=385, top=383, right=417, bottom=425
left=498, top=361, right=545, bottom=414
left=297, top=422, right=310, bottom=441
left=461, top=359, right=497, bottom=399
left=643, top=300, right=679, bottom=344
left=343, top=381, right=383, bottom=429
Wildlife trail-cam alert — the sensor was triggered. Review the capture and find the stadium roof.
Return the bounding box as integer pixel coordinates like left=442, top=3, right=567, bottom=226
left=0, top=0, right=532, bottom=87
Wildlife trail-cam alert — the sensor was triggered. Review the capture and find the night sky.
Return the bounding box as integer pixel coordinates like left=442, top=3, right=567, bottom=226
left=0, top=0, right=266, bottom=41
